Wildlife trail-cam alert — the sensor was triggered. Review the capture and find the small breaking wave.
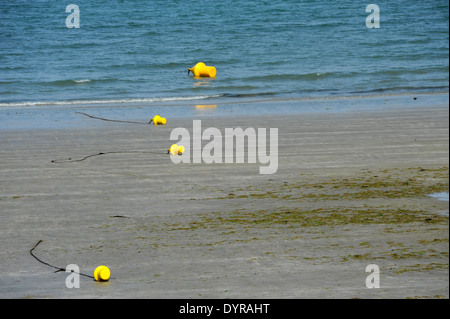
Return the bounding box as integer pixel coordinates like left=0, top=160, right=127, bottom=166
left=44, top=78, right=110, bottom=86
left=0, top=94, right=225, bottom=108
left=74, top=79, right=92, bottom=83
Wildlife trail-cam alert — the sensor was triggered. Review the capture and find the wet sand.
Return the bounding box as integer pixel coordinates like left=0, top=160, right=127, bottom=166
left=0, top=102, right=448, bottom=299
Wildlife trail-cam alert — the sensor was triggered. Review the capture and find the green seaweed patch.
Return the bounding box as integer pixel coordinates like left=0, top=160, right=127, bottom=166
left=163, top=207, right=447, bottom=231
left=394, top=262, right=449, bottom=274
left=341, top=253, right=372, bottom=262
left=418, top=238, right=449, bottom=245
left=205, top=166, right=449, bottom=202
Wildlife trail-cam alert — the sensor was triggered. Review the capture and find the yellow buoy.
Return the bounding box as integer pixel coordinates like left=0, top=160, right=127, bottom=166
left=168, top=144, right=185, bottom=155
left=152, top=115, right=167, bottom=125
left=188, top=62, right=216, bottom=77
left=188, top=62, right=205, bottom=76
left=199, top=66, right=216, bottom=77
left=94, top=265, right=111, bottom=282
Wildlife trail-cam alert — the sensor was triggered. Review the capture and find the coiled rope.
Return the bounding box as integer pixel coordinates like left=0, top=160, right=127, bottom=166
left=30, top=240, right=95, bottom=279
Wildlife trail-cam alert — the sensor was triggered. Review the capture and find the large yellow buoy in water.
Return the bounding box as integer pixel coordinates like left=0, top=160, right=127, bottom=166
left=188, top=62, right=216, bottom=77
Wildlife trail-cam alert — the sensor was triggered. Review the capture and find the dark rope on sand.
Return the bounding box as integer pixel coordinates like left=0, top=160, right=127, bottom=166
left=30, top=240, right=95, bottom=279
left=51, top=150, right=164, bottom=163
left=76, top=111, right=153, bottom=125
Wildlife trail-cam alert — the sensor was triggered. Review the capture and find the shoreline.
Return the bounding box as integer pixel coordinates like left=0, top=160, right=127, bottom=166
left=0, top=99, right=448, bottom=299
left=1, top=90, right=448, bottom=108
left=0, top=92, right=448, bottom=132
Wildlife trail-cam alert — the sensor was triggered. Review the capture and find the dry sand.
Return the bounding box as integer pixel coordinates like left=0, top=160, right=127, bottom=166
left=0, top=101, right=448, bottom=299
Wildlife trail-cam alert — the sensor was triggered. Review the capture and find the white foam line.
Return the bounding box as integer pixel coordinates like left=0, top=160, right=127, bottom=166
left=0, top=95, right=223, bottom=108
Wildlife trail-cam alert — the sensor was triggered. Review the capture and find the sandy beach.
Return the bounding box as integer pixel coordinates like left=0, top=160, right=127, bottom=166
left=0, top=98, right=448, bottom=299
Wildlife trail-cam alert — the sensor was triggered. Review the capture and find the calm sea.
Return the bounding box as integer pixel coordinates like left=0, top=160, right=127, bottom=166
left=0, top=0, right=448, bottom=110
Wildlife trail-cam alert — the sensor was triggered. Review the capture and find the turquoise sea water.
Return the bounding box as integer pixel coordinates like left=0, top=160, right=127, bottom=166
left=0, top=0, right=448, bottom=124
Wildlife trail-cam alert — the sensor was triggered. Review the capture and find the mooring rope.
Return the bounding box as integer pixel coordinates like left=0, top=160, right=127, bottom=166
left=30, top=240, right=95, bottom=279
left=76, top=111, right=152, bottom=125
left=51, top=150, right=165, bottom=163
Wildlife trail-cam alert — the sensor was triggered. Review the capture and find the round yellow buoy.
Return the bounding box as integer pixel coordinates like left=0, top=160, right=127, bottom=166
left=94, top=265, right=111, bottom=282
left=168, top=144, right=185, bottom=155
left=152, top=115, right=167, bottom=125
left=188, top=62, right=216, bottom=78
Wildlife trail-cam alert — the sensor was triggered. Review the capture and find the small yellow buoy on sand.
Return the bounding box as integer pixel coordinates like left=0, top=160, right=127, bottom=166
left=152, top=115, right=167, bottom=125
left=188, top=62, right=216, bottom=77
left=168, top=144, right=185, bottom=155
left=94, top=265, right=111, bottom=282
